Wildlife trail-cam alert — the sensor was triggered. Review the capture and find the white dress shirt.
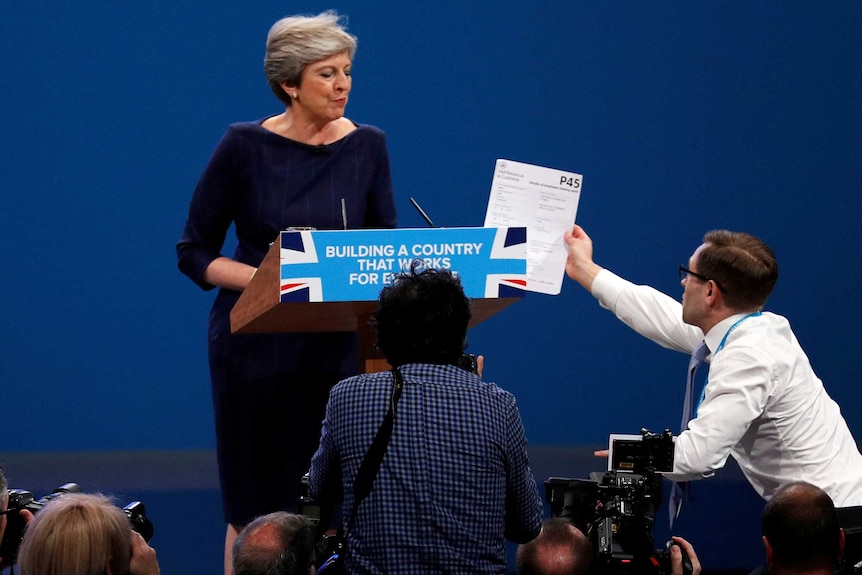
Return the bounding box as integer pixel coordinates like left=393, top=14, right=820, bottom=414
left=591, top=269, right=862, bottom=506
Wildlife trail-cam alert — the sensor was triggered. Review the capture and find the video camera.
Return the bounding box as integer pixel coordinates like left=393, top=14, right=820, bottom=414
left=0, top=483, right=153, bottom=566
left=545, top=429, right=691, bottom=575
left=839, top=506, right=862, bottom=575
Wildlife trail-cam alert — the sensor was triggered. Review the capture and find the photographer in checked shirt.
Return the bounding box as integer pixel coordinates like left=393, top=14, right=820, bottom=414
left=308, top=264, right=543, bottom=574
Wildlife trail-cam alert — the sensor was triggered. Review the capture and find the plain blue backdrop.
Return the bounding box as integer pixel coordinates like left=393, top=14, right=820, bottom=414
left=2, top=2, right=860, bottom=573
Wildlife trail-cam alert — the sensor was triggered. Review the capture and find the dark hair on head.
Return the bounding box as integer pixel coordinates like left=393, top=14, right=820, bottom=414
left=761, top=481, right=840, bottom=572
left=374, top=262, right=471, bottom=367
left=697, top=230, right=778, bottom=310
left=232, top=512, right=316, bottom=575
left=517, top=517, right=593, bottom=575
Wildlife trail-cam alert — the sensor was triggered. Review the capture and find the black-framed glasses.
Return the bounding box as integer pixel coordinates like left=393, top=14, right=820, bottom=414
left=679, top=265, right=726, bottom=292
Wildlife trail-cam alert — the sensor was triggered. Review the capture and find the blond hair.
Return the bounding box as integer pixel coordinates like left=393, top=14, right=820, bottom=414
left=18, top=493, right=132, bottom=575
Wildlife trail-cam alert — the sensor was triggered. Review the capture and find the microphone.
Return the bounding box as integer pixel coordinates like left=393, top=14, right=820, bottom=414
left=312, top=144, right=327, bottom=154
left=341, top=198, right=348, bottom=230
left=409, top=197, right=437, bottom=227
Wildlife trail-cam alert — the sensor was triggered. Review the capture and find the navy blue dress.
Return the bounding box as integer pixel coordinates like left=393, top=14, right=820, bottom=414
left=177, top=119, right=397, bottom=525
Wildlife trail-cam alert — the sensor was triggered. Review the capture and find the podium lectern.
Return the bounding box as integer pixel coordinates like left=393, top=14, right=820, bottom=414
left=230, top=228, right=526, bottom=373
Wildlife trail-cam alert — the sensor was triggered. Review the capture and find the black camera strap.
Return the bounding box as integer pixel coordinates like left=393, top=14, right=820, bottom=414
left=342, top=366, right=403, bottom=536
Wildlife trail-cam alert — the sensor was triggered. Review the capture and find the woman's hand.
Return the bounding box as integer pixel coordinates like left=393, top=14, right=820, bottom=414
left=203, top=257, right=258, bottom=291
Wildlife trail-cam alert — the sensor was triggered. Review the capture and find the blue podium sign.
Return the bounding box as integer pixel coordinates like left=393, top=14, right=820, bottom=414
left=278, top=227, right=526, bottom=303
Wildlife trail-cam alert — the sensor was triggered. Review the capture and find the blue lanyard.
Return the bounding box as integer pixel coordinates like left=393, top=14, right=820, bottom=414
left=714, top=311, right=762, bottom=354
left=696, top=311, right=763, bottom=410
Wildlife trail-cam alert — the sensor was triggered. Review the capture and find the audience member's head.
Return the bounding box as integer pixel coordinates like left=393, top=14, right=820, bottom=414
left=375, top=263, right=472, bottom=367
left=0, top=467, right=8, bottom=541
left=761, top=481, right=844, bottom=575
left=17, top=492, right=143, bottom=575
left=232, top=511, right=316, bottom=575
left=517, top=518, right=593, bottom=575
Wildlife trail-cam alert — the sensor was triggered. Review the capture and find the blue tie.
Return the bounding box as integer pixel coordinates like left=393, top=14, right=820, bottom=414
left=680, top=341, right=710, bottom=431
left=669, top=341, right=709, bottom=527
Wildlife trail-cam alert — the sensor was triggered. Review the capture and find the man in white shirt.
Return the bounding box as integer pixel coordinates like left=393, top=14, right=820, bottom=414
left=563, top=224, right=862, bottom=507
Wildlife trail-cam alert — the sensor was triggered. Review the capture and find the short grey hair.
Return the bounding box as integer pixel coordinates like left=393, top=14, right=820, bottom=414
left=232, top=512, right=316, bottom=575
left=0, top=467, right=7, bottom=506
left=264, top=11, right=357, bottom=105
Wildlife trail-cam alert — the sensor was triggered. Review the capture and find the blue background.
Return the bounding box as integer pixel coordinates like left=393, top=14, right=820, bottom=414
left=2, top=2, right=860, bottom=573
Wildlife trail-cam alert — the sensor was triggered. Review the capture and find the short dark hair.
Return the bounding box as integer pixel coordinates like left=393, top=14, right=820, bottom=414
left=761, top=481, right=841, bottom=572
left=232, top=512, right=316, bottom=575
left=374, top=263, right=471, bottom=367
left=697, top=230, right=778, bottom=310
left=517, top=518, right=593, bottom=575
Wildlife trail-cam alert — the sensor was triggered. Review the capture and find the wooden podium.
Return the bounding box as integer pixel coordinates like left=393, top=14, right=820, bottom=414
left=230, top=235, right=522, bottom=373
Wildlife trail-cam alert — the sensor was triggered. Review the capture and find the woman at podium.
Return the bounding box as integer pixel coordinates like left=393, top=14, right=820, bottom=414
left=176, top=11, right=396, bottom=573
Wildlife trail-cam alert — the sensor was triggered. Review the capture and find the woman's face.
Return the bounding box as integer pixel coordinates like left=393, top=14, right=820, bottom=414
left=287, top=50, right=352, bottom=123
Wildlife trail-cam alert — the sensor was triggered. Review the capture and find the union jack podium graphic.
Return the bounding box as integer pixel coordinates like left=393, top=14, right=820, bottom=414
left=230, top=227, right=526, bottom=372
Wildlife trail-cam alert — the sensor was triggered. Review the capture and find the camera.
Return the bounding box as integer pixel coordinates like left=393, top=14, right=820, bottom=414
left=299, top=473, right=343, bottom=573
left=545, top=429, right=690, bottom=575
left=456, top=353, right=478, bottom=374
left=0, top=483, right=154, bottom=566
left=839, top=506, right=862, bottom=575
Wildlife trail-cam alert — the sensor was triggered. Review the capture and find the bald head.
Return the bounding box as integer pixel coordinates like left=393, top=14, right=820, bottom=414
left=243, top=523, right=283, bottom=554
left=232, top=512, right=316, bottom=575
left=517, top=518, right=593, bottom=575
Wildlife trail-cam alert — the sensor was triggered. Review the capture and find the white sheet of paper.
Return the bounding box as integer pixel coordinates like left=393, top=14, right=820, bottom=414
left=483, top=159, right=583, bottom=295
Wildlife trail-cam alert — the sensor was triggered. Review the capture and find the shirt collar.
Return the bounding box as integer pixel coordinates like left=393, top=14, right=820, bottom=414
left=703, top=312, right=750, bottom=357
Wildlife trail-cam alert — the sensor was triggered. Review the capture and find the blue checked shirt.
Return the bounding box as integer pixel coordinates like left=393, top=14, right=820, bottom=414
left=308, top=363, right=543, bottom=574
